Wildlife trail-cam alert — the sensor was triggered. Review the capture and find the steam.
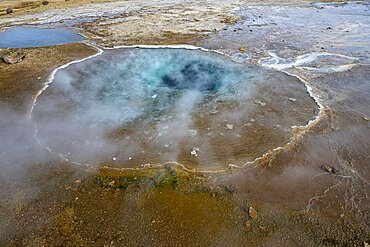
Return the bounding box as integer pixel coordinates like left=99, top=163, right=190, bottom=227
left=1, top=47, right=314, bottom=172
left=154, top=90, right=202, bottom=161
left=30, top=48, right=256, bottom=166
left=0, top=104, right=47, bottom=181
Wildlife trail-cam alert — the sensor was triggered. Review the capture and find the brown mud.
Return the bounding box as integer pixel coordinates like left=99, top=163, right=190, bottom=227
left=1, top=161, right=368, bottom=246
left=0, top=43, right=97, bottom=112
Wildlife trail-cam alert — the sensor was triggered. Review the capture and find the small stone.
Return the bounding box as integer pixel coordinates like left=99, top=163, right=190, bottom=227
left=220, top=16, right=238, bottom=24
left=226, top=124, right=234, bottom=130
left=239, top=47, right=246, bottom=53
left=190, top=148, right=199, bottom=157
left=112, top=157, right=117, bottom=161
left=322, top=165, right=336, bottom=174
left=259, top=225, right=266, bottom=231
left=2, top=52, right=26, bottom=64
left=42, top=0, right=49, bottom=5
left=228, top=164, right=239, bottom=169
left=254, top=100, right=266, bottom=107
left=245, top=220, right=251, bottom=227
left=362, top=116, right=369, bottom=121
left=188, top=129, right=197, bottom=136
left=6, top=8, right=13, bottom=14
left=209, top=109, right=218, bottom=115
left=37, top=77, right=42, bottom=80
left=289, top=97, right=297, bottom=102
left=364, top=241, right=369, bottom=247
left=249, top=206, right=257, bottom=219
left=324, top=165, right=332, bottom=173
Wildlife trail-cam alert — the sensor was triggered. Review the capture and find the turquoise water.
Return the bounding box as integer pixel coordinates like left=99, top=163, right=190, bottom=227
left=33, top=48, right=258, bottom=162
left=42, top=48, right=256, bottom=126
left=0, top=26, right=84, bottom=48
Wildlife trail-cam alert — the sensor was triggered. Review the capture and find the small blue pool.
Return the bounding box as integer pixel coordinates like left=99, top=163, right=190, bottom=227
left=0, top=26, right=84, bottom=48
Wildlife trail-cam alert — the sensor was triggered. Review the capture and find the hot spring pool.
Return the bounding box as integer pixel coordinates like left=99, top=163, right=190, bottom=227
left=32, top=48, right=317, bottom=169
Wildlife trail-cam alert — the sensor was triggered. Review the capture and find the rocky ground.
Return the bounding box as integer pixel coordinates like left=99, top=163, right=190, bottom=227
left=0, top=0, right=369, bottom=246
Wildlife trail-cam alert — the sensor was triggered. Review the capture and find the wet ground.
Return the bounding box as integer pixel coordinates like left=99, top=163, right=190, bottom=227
left=0, top=0, right=369, bottom=246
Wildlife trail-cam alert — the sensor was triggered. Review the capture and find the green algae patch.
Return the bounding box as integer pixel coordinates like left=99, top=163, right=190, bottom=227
left=94, top=164, right=206, bottom=191
left=140, top=187, right=239, bottom=241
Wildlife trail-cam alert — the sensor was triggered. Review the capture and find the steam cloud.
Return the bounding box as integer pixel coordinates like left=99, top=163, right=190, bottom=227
left=31, top=48, right=258, bottom=166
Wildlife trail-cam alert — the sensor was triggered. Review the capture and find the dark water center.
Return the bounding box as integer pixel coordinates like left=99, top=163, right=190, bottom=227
left=0, top=27, right=84, bottom=48
left=161, top=60, right=224, bottom=91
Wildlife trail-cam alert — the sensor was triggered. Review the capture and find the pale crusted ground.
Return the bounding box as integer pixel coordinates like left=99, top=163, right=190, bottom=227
left=2, top=0, right=241, bottom=46
left=0, top=0, right=319, bottom=46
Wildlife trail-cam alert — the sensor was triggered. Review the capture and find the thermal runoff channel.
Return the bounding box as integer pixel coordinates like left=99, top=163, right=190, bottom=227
left=32, top=48, right=316, bottom=168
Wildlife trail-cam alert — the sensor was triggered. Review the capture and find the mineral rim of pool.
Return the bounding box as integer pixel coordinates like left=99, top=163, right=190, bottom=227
left=0, top=26, right=84, bottom=48
left=32, top=48, right=318, bottom=169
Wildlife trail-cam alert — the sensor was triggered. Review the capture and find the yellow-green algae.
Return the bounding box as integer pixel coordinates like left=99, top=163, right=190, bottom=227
left=54, top=207, right=87, bottom=246
left=2, top=162, right=369, bottom=246
left=94, top=164, right=209, bottom=191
